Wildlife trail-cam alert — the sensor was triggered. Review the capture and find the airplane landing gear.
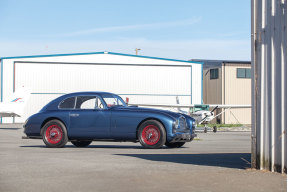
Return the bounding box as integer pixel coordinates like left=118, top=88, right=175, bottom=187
left=213, top=126, right=217, bottom=133
left=202, top=124, right=217, bottom=133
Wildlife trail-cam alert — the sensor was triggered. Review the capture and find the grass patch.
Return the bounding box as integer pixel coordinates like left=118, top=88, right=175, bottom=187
left=197, top=123, right=243, bottom=128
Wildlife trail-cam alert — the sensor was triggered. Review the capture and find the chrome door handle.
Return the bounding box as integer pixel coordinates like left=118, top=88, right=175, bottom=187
left=70, top=113, right=80, bottom=117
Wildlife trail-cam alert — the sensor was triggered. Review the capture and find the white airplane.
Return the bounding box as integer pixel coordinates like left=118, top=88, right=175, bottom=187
left=127, top=97, right=251, bottom=133
left=0, top=88, right=31, bottom=117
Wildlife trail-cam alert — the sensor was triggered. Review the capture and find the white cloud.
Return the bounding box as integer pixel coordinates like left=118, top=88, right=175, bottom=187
left=0, top=38, right=250, bottom=61
left=57, top=18, right=202, bottom=37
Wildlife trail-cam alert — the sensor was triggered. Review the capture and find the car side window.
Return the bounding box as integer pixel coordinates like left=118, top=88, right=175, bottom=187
left=75, top=96, right=104, bottom=110
left=59, top=97, right=76, bottom=109
left=102, top=95, right=125, bottom=107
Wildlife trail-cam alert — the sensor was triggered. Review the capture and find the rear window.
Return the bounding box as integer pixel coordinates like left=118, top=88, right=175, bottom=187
left=59, top=97, right=76, bottom=109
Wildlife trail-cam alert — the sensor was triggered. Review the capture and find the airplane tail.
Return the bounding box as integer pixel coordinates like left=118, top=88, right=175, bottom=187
left=0, top=88, right=31, bottom=117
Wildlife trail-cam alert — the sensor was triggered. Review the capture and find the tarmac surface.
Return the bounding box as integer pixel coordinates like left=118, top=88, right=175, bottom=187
left=0, top=124, right=286, bottom=192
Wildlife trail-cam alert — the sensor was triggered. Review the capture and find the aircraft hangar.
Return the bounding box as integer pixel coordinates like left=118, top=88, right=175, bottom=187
left=0, top=51, right=202, bottom=123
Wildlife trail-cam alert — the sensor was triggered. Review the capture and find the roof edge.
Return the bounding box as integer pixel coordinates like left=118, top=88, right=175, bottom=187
left=0, top=51, right=106, bottom=60
left=0, top=51, right=203, bottom=64
left=190, top=59, right=251, bottom=64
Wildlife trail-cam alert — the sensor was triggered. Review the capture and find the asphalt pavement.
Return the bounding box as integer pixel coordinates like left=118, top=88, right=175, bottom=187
left=0, top=124, right=286, bottom=192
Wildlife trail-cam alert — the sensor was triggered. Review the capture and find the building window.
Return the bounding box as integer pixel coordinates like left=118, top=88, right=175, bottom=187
left=237, top=68, right=251, bottom=78
left=210, top=68, right=219, bottom=79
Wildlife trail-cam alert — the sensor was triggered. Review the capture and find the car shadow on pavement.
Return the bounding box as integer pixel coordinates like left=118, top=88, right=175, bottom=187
left=0, top=128, right=21, bottom=130
left=115, top=153, right=251, bottom=169
left=20, top=144, right=143, bottom=149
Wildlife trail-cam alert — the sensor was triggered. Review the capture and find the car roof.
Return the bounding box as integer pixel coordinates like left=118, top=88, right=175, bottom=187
left=62, top=91, right=116, bottom=97
left=40, top=91, right=118, bottom=111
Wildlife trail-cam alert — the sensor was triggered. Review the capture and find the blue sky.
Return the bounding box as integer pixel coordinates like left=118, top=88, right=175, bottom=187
left=0, top=0, right=250, bottom=60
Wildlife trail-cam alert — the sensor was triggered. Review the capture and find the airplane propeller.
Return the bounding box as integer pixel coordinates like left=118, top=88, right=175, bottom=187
left=200, top=106, right=219, bottom=123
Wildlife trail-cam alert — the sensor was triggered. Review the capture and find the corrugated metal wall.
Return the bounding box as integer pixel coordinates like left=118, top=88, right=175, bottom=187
left=252, top=0, right=287, bottom=173
left=223, top=63, right=252, bottom=124
left=14, top=62, right=192, bottom=122
left=203, top=68, right=222, bottom=105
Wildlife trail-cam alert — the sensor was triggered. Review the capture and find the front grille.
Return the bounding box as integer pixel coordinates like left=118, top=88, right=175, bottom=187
left=179, top=117, right=187, bottom=129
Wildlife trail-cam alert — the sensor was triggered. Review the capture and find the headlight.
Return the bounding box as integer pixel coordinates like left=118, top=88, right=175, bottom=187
left=174, top=119, right=179, bottom=128
left=172, top=119, right=179, bottom=133
left=192, top=120, right=196, bottom=127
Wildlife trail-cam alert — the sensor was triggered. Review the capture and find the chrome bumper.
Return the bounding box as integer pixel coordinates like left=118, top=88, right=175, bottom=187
left=170, top=132, right=197, bottom=143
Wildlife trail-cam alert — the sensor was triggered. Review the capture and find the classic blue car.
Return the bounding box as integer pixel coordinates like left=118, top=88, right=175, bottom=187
left=24, top=92, right=196, bottom=148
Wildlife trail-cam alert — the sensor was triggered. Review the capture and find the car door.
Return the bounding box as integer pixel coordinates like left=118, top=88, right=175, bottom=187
left=69, top=95, right=111, bottom=139
left=110, top=109, right=141, bottom=140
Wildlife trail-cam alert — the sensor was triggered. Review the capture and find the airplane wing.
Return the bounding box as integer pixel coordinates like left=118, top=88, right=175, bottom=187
left=0, top=112, right=21, bottom=117
left=207, top=104, right=251, bottom=108
left=0, top=88, right=31, bottom=117
left=129, top=103, right=195, bottom=108
left=129, top=103, right=251, bottom=108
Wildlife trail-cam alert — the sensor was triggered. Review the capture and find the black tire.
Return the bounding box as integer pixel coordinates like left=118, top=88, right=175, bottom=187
left=165, top=142, right=185, bottom=148
left=138, top=120, right=166, bottom=149
left=71, top=141, right=92, bottom=147
left=42, top=119, right=68, bottom=148
left=213, top=126, right=217, bottom=133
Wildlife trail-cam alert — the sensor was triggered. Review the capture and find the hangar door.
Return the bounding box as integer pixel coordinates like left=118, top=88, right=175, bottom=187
left=14, top=62, right=192, bottom=122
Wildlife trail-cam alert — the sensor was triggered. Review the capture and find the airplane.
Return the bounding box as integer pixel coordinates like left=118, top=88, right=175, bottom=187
left=0, top=88, right=31, bottom=117
left=127, top=97, right=251, bottom=133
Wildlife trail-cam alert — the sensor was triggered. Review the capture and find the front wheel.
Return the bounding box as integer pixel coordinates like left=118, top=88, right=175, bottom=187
left=42, top=120, right=68, bottom=148
left=71, top=141, right=92, bottom=147
left=165, top=142, right=185, bottom=148
left=138, top=120, right=166, bottom=149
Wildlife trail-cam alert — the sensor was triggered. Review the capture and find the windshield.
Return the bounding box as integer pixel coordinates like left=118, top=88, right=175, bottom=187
left=102, top=94, right=127, bottom=108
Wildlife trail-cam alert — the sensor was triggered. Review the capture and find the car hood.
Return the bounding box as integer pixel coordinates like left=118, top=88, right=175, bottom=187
left=112, top=106, right=183, bottom=119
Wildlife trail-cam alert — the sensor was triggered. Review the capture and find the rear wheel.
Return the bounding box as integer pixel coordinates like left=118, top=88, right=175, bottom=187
left=42, top=120, right=68, bottom=148
left=138, top=120, right=166, bottom=149
left=165, top=142, right=185, bottom=148
left=71, top=141, right=92, bottom=147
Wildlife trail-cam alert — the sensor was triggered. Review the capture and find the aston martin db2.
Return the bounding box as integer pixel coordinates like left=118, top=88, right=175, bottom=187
left=24, top=92, right=196, bottom=148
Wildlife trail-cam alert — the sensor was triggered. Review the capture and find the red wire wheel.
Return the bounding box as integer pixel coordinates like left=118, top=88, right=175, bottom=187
left=138, top=120, right=166, bottom=149
left=141, top=125, right=160, bottom=145
left=45, top=125, right=63, bottom=144
left=42, top=120, right=68, bottom=148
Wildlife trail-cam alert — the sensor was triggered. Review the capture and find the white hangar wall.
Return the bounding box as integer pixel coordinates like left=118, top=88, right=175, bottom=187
left=0, top=52, right=202, bottom=123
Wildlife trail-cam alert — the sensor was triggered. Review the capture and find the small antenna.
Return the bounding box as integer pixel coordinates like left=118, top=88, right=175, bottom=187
left=135, top=48, right=141, bottom=55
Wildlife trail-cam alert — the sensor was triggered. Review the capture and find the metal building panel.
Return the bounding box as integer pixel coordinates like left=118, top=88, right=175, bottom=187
left=13, top=62, right=192, bottom=122
left=224, top=65, right=251, bottom=124
left=203, top=67, right=222, bottom=105
left=191, top=64, right=203, bottom=104
left=252, top=0, right=287, bottom=173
